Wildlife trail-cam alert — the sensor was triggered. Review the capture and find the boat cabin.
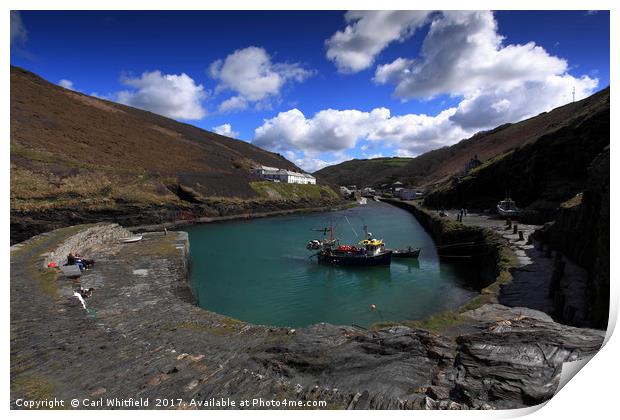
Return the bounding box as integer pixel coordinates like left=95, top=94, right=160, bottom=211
left=359, top=238, right=385, bottom=256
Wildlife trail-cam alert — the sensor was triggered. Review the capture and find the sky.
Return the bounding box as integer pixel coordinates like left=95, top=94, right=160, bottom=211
left=10, top=10, right=610, bottom=172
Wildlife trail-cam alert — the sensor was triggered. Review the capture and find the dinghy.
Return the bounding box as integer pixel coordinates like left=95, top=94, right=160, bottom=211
left=120, top=235, right=143, bottom=243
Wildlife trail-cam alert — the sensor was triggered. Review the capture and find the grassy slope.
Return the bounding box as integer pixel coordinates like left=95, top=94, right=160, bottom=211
left=250, top=182, right=339, bottom=201
left=10, top=66, right=343, bottom=243
left=10, top=66, right=314, bottom=212
left=314, top=157, right=413, bottom=187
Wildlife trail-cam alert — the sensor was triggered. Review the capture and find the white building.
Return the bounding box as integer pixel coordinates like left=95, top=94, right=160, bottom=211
left=253, top=166, right=316, bottom=185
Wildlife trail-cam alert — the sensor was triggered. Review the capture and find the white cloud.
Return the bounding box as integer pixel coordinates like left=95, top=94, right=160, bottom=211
left=218, top=95, right=247, bottom=112
left=10, top=11, right=28, bottom=46
left=254, top=71, right=597, bottom=162
left=115, top=71, right=207, bottom=120
left=284, top=150, right=344, bottom=173
left=374, top=11, right=570, bottom=99
left=210, top=46, right=312, bottom=111
left=367, top=107, right=470, bottom=155
left=252, top=105, right=473, bottom=161
left=253, top=107, right=392, bottom=154
left=326, top=11, right=429, bottom=73
left=58, top=79, right=75, bottom=90
left=255, top=10, right=599, bottom=170
left=450, top=74, right=598, bottom=129
left=212, top=123, right=239, bottom=138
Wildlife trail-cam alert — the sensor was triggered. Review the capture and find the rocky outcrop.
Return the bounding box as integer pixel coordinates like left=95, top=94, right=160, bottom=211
left=11, top=224, right=604, bottom=410
left=451, top=307, right=603, bottom=409
left=534, top=147, right=609, bottom=329
left=10, top=196, right=344, bottom=245
left=43, top=223, right=129, bottom=268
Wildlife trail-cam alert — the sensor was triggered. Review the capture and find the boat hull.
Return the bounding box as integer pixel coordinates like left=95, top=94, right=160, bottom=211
left=497, top=206, right=520, bottom=218
left=391, top=248, right=421, bottom=258
left=317, top=250, right=392, bottom=266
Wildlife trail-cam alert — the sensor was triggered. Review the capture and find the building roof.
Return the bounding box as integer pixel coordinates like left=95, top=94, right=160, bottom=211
left=255, top=165, right=279, bottom=171
left=258, top=168, right=315, bottom=179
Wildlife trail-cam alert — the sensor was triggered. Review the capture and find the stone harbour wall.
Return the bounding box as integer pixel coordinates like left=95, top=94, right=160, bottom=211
left=10, top=223, right=604, bottom=410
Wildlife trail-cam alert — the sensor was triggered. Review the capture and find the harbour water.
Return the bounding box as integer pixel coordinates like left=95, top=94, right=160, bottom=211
left=187, top=202, right=478, bottom=328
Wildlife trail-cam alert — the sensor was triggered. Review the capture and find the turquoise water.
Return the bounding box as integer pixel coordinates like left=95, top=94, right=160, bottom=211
left=187, top=202, right=478, bottom=328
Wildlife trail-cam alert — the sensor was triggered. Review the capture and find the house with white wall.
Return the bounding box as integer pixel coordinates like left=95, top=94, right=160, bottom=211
left=253, top=166, right=316, bottom=185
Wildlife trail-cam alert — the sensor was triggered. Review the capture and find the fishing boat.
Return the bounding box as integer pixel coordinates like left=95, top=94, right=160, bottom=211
left=391, top=246, right=421, bottom=259
left=497, top=198, right=520, bottom=218
left=307, top=226, right=392, bottom=266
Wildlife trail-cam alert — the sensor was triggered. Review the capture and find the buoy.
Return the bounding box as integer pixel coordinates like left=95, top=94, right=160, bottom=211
left=370, top=304, right=377, bottom=310
left=47, top=262, right=58, bottom=268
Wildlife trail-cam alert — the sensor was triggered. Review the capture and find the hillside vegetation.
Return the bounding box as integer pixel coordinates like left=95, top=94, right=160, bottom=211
left=250, top=182, right=340, bottom=201
left=315, top=157, right=413, bottom=187
left=10, top=66, right=341, bottom=243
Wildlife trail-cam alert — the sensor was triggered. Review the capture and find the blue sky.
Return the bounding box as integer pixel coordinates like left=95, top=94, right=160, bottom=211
left=10, top=10, right=610, bottom=171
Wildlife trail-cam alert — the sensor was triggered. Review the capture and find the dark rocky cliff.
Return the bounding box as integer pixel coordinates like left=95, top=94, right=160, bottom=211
left=423, top=96, right=609, bottom=222
left=421, top=101, right=610, bottom=329
left=534, top=147, right=610, bottom=329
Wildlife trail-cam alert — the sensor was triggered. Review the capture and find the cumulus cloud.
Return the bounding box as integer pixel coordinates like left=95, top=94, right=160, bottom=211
left=254, top=107, right=393, bottom=154
left=283, top=150, right=344, bottom=173
left=58, top=79, right=75, bottom=90
left=450, top=74, right=598, bottom=129
left=255, top=10, right=599, bottom=172
left=373, top=11, right=572, bottom=99
left=366, top=107, right=470, bottom=154
left=254, top=74, right=597, bottom=167
left=212, top=123, right=239, bottom=138
left=115, top=71, right=207, bottom=120
left=326, top=11, right=430, bottom=73
left=10, top=11, right=28, bottom=46
left=218, top=95, right=247, bottom=112
left=253, top=106, right=473, bottom=161
left=210, top=46, right=312, bottom=111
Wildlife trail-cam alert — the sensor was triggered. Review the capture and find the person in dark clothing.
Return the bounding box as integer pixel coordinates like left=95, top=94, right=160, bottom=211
left=66, top=252, right=95, bottom=271
left=75, top=252, right=95, bottom=268
left=67, top=253, right=84, bottom=271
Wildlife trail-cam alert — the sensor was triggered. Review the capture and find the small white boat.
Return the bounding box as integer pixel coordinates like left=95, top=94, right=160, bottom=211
left=358, top=197, right=367, bottom=205
left=497, top=198, right=520, bottom=217
left=120, top=235, right=143, bottom=243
